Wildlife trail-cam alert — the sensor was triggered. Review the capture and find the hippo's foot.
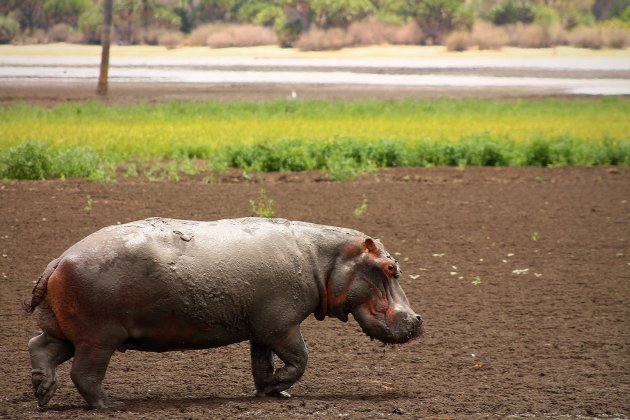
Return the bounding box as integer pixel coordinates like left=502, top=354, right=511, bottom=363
left=87, top=400, right=125, bottom=410
left=31, top=369, right=60, bottom=408
left=28, top=333, right=74, bottom=408
left=255, top=390, right=291, bottom=398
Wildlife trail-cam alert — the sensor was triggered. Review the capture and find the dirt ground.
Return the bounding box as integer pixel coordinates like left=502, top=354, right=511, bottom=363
left=0, top=166, right=628, bottom=418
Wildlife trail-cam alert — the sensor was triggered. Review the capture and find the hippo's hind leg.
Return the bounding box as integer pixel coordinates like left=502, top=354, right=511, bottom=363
left=69, top=343, right=120, bottom=409
left=28, top=332, right=74, bottom=407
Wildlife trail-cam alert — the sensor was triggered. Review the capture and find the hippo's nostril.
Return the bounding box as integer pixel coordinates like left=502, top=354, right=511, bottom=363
left=416, top=315, right=423, bottom=324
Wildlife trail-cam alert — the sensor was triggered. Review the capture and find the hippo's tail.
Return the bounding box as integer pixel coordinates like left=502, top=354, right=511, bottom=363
left=27, top=259, right=60, bottom=313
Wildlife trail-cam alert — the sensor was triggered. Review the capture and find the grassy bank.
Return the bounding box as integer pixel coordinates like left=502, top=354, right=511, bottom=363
left=1, top=98, right=629, bottom=180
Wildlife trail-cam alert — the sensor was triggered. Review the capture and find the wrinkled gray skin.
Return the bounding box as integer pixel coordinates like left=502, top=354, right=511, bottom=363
left=28, top=217, right=422, bottom=409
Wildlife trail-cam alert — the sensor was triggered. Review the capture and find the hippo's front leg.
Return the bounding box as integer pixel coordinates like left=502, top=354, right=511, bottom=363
left=252, top=325, right=307, bottom=397
left=250, top=342, right=284, bottom=397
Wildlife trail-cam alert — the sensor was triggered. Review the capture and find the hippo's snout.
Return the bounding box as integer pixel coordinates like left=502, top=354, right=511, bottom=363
left=353, top=305, right=423, bottom=344
left=390, top=309, right=424, bottom=342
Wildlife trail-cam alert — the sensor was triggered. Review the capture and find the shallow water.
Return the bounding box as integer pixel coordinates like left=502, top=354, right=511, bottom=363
left=1, top=55, right=629, bottom=95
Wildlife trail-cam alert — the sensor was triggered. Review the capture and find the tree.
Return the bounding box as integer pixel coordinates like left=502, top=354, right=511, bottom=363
left=43, top=0, right=89, bottom=28
left=97, top=0, right=113, bottom=96
left=406, top=0, right=471, bottom=43
left=311, top=0, right=374, bottom=28
left=14, top=0, right=45, bottom=34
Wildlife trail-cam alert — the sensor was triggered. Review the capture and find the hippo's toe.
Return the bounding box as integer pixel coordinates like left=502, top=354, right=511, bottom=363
left=255, top=390, right=291, bottom=398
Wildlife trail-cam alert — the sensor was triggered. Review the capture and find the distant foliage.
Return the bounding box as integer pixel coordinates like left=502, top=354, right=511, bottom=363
left=46, top=22, right=72, bottom=42
left=43, top=0, right=88, bottom=28
left=206, top=24, right=277, bottom=48
left=489, top=0, right=535, bottom=25
left=0, top=15, right=20, bottom=43
left=407, top=0, right=473, bottom=44
left=2, top=0, right=630, bottom=48
left=311, top=0, right=375, bottom=29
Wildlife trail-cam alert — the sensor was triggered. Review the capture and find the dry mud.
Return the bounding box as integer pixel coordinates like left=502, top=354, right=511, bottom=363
left=1, top=167, right=629, bottom=418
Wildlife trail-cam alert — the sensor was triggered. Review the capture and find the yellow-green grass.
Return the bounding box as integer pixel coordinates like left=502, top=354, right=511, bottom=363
left=1, top=98, right=628, bottom=158
left=1, top=98, right=629, bottom=180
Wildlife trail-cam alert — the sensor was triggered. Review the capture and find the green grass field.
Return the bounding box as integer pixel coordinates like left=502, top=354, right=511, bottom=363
left=1, top=98, right=629, bottom=180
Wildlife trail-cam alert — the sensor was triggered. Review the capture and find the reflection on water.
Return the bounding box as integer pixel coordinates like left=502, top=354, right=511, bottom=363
left=1, top=56, right=629, bottom=95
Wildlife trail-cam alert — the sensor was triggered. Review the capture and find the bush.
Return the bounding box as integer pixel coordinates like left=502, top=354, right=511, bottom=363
left=568, top=26, right=604, bottom=49
left=0, top=142, right=53, bottom=180
left=295, top=27, right=348, bottom=51
left=505, top=23, right=558, bottom=48
left=183, top=23, right=224, bottom=46
left=471, top=21, right=508, bottom=49
left=47, top=23, right=72, bottom=42
left=311, top=0, right=375, bottom=29
left=490, top=0, right=535, bottom=25
left=295, top=19, right=426, bottom=50
left=0, top=141, right=103, bottom=180
left=533, top=5, right=560, bottom=28
left=445, top=30, right=471, bottom=51
left=157, top=30, right=183, bottom=48
left=411, top=0, right=472, bottom=44
left=274, top=13, right=304, bottom=47
left=0, top=15, right=20, bottom=44
left=78, top=6, right=102, bottom=44
left=604, top=26, right=630, bottom=48
left=66, top=30, right=85, bottom=43
left=43, top=0, right=89, bottom=28
left=345, top=18, right=396, bottom=46
left=206, top=24, right=277, bottom=48
left=389, top=21, right=424, bottom=44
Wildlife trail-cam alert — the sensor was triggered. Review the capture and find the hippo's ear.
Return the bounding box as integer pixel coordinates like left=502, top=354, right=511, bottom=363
left=364, top=238, right=378, bottom=254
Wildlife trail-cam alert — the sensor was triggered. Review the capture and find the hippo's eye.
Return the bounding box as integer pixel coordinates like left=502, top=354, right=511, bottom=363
left=387, top=264, right=394, bottom=274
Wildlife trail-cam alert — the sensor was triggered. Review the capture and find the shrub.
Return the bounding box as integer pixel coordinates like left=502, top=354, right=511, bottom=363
left=346, top=18, right=397, bottom=46
left=206, top=24, right=276, bottom=48
left=52, top=147, right=102, bottom=178
left=568, top=26, right=604, bottom=49
left=274, top=14, right=304, bottom=47
left=471, top=21, right=508, bottom=49
left=311, top=0, right=375, bottom=29
left=445, top=30, right=472, bottom=51
left=295, top=27, right=348, bottom=51
left=505, top=23, right=554, bottom=48
left=157, top=31, right=183, bottom=48
left=524, top=138, right=553, bottom=166
left=0, top=142, right=53, bottom=180
left=0, top=141, right=103, bottom=180
left=490, top=0, right=535, bottom=25
left=78, top=6, right=102, bottom=44
left=67, top=30, right=84, bottom=43
left=183, top=23, right=224, bottom=46
left=604, top=26, right=630, bottom=48
left=389, top=21, right=424, bottom=44
left=47, top=23, right=72, bottom=42
left=0, top=15, right=20, bottom=44
left=411, top=0, right=472, bottom=44
left=43, top=0, right=89, bottom=28
left=533, top=5, right=560, bottom=28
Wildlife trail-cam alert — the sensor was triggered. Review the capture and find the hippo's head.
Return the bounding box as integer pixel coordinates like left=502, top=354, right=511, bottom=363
left=323, top=237, right=423, bottom=344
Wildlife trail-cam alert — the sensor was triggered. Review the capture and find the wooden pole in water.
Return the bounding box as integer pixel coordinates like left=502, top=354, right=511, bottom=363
left=97, top=0, right=113, bottom=96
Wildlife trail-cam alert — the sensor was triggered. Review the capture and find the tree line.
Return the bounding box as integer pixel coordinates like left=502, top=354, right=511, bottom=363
left=1, top=0, right=629, bottom=47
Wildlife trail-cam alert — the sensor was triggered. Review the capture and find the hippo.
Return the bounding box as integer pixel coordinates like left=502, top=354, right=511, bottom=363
left=27, top=217, right=422, bottom=408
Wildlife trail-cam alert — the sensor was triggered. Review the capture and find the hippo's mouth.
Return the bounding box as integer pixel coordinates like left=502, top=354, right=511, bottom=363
left=353, top=312, right=423, bottom=345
